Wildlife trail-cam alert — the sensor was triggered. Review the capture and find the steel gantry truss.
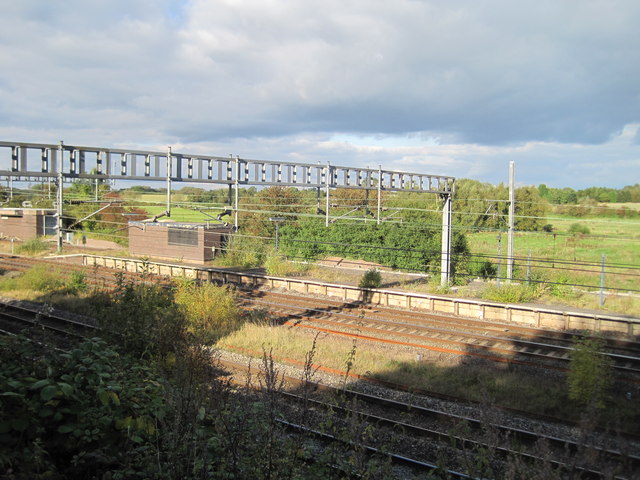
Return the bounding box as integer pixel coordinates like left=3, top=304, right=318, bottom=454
left=0, top=140, right=456, bottom=284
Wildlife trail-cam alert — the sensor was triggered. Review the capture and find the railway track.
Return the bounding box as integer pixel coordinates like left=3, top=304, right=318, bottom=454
left=2, top=254, right=640, bottom=377
left=237, top=291, right=640, bottom=378
left=3, top=253, right=640, bottom=377
left=0, top=298, right=98, bottom=341
left=218, top=356, right=640, bottom=479
left=1, top=255, right=639, bottom=478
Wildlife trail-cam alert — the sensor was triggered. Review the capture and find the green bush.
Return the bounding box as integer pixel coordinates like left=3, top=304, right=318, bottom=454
left=568, top=336, right=613, bottom=409
left=0, top=335, right=171, bottom=478
left=96, top=272, right=186, bottom=358
left=359, top=268, right=382, bottom=289
left=216, top=234, right=266, bottom=268
left=469, top=259, right=497, bottom=279
left=280, top=219, right=470, bottom=276
left=568, top=223, right=590, bottom=235
left=65, top=270, right=88, bottom=294
left=173, top=279, right=241, bottom=343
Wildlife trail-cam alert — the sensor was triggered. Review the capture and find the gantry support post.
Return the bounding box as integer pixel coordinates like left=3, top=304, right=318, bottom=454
left=56, top=141, right=64, bottom=252
left=377, top=165, right=382, bottom=225
left=234, top=155, right=240, bottom=229
left=166, top=146, right=172, bottom=217
left=325, top=163, right=330, bottom=227
left=440, top=192, right=453, bottom=286
left=507, top=161, right=515, bottom=282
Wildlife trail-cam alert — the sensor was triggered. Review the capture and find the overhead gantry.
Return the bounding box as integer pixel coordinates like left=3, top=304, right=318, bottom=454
left=0, top=140, right=455, bottom=285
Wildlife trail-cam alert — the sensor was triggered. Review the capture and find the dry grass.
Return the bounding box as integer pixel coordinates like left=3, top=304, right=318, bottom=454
left=216, top=321, right=638, bottom=429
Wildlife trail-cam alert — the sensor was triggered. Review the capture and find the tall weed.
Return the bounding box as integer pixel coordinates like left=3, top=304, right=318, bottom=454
left=481, top=283, right=540, bottom=303
left=173, top=279, right=242, bottom=343
left=264, top=250, right=309, bottom=277
left=15, top=237, right=50, bottom=256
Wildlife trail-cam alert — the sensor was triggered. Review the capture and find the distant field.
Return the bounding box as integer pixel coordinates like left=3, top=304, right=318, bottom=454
left=142, top=205, right=220, bottom=222
left=466, top=213, right=640, bottom=292
left=604, top=202, right=640, bottom=211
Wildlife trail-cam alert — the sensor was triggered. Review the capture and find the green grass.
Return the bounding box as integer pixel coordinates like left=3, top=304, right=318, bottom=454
left=14, top=237, right=51, bottom=256
left=142, top=206, right=218, bottom=222
left=466, top=213, right=640, bottom=293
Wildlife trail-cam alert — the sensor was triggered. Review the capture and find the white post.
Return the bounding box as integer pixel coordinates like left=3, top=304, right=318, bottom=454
left=325, top=164, right=330, bottom=227
left=440, top=193, right=452, bottom=286
left=377, top=165, right=382, bottom=225
left=507, top=161, right=515, bottom=282
left=166, top=146, right=172, bottom=217
left=234, top=155, right=240, bottom=229
left=57, top=141, right=64, bottom=252
left=600, top=255, right=606, bottom=307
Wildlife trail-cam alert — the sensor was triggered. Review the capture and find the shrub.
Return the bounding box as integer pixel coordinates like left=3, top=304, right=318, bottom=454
left=470, top=259, right=497, bottom=279
left=173, top=280, right=241, bottom=343
left=97, top=272, right=186, bottom=358
left=568, top=223, right=590, bottom=235
left=216, top=234, right=266, bottom=268
left=0, top=335, right=171, bottom=478
left=65, top=270, right=88, bottom=294
left=568, top=336, right=613, bottom=409
left=359, top=268, right=382, bottom=289
left=542, top=224, right=554, bottom=232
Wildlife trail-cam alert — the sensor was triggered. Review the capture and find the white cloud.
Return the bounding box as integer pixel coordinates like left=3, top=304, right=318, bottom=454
left=0, top=0, right=638, bottom=188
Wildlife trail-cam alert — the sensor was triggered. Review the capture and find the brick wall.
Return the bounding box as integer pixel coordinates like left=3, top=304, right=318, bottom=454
left=0, top=209, right=51, bottom=240
left=129, top=223, right=231, bottom=263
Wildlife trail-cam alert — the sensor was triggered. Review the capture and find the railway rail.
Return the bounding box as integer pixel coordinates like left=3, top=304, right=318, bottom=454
left=1, top=256, right=639, bottom=478
left=217, top=356, right=640, bottom=479
left=2, top=253, right=640, bottom=380
left=237, top=293, right=640, bottom=377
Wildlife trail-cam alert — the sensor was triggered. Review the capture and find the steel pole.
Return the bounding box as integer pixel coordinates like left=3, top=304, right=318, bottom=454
left=166, top=146, right=172, bottom=217
left=234, top=155, right=239, bottom=229
left=440, top=193, right=452, bottom=286
left=600, top=255, right=606, bottom=307
left=507, top=161, right=515, bottom=281
left=56, top=141, right=64, bottom=252
left=377, top=165, right=382, bottom=225
left=325, top=164, right=330, bottom=227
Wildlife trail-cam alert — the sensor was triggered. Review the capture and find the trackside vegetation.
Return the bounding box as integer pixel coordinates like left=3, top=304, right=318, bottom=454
left=1, top=265, right=638, bottom=479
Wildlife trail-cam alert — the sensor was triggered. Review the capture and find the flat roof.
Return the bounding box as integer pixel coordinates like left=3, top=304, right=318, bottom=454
left=128, top=221, right=231, bottom=229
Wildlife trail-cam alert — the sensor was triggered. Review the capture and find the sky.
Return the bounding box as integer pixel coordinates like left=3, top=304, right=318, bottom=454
left=0, top=0, right=639, bottom=189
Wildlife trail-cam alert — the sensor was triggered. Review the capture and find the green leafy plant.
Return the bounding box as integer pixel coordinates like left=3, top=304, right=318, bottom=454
left=173, top=279, right=241, bottom=343
left=568, top=223, right=591, bottom=235
left=470, top=259, right=497, bottom=279
left=358, top=268, right=382, bottom=289
left=567, top=336, right=613, bottom=409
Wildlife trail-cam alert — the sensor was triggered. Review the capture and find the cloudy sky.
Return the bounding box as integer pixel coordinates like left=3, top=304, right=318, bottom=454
left=1, top=0, right=639, bottom=189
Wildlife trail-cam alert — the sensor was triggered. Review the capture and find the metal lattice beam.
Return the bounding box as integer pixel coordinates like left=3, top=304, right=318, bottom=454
left=0, top=141, right=454, bottom=195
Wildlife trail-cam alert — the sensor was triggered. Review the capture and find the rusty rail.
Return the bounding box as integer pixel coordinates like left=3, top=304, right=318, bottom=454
left=78, top=254, right=640, bottom=336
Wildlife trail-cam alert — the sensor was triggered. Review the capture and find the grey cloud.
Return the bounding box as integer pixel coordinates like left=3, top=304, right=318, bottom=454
left=0, top=0, right=639, bottom=188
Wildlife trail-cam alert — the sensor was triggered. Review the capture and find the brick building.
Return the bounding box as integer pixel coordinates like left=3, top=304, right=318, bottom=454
left=128, top=221, right=233, bottom=263
left=0, top=208, right=57, bottom=240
